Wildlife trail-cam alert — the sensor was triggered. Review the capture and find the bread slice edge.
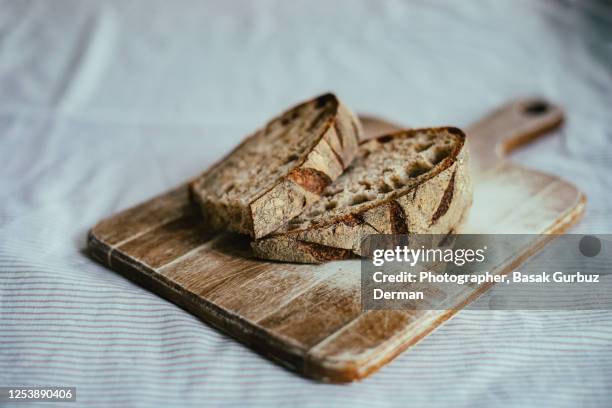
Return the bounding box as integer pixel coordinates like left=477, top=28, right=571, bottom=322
left=190, top=93, right=363, bottom=238
left=251, top=127, right=473, bottom=263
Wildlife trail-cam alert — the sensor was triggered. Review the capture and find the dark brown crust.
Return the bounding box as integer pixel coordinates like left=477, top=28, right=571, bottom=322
left=308, top=110, right=332, bottom=132
left=329, top=147, right=345, bottom=170
left=340, top=213, right=364, bottom=227
left=297, top=240, right=354, bottom=262
left=431, top=168, right=456, bottom=224
left=327, top=126, right=346, bottom=169
left=333, top=121, right=345, bottom=148
left=315, top=92, right=335, bottom=108
left=388, top=200, right=409, bottom=234
left=287, top=168, right=333, bottom=195
left=376, top=135, right=394, bottom=144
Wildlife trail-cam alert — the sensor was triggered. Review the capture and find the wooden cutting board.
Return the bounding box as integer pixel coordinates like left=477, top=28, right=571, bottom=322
left=88, top=98, right=586, bottom=382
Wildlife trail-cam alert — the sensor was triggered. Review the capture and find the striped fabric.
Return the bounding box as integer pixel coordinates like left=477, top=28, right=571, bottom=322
left=1, top=0, right=611, bottom=407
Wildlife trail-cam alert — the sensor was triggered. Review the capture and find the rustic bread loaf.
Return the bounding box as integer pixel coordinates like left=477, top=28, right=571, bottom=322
left=251, top=127, right=472, bottom=263
left=190, top=93, right=363, bottom=238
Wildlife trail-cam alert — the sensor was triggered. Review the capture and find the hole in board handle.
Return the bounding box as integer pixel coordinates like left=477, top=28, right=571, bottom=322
left=523, top=100, right=549, bottom=116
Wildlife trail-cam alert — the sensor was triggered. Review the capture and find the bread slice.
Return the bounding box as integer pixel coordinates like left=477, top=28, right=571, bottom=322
left=190, top=93, right=363, bottom=238
left=251, top=127, right=472, bottom=263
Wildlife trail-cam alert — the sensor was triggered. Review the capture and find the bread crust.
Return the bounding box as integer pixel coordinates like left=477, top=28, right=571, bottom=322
left=251, top=128, right=472, bottom=263
left=190, top=93, right=363, bottom=238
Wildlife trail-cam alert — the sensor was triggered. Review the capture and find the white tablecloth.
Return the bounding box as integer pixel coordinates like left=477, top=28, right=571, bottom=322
left=1, top=1, right=611, bottom=406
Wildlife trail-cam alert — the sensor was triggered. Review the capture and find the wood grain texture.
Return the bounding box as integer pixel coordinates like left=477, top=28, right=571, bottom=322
left=88, top=98, right=585, bottom=383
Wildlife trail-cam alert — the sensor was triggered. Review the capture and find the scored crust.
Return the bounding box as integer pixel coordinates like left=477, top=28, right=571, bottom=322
left=190, top=93, right=363, bottom=239
left=251, top=127, right=473, bottom=263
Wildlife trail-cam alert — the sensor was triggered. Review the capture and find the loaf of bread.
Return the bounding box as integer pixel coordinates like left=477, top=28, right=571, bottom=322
left=190, top=93, right=363, bottom=238
left=251, top=127, right=472, bottom=263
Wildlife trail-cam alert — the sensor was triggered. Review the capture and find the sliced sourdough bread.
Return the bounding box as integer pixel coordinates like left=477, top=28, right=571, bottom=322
left=190, top=93, right=363, bottom=238
left=251, top=127, right=472, bottom=263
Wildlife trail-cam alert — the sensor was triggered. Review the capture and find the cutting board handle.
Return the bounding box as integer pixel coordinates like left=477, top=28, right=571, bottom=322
left=360, top=97, right=564, bottom=174
left=467, top=98, right=564, bottom=173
